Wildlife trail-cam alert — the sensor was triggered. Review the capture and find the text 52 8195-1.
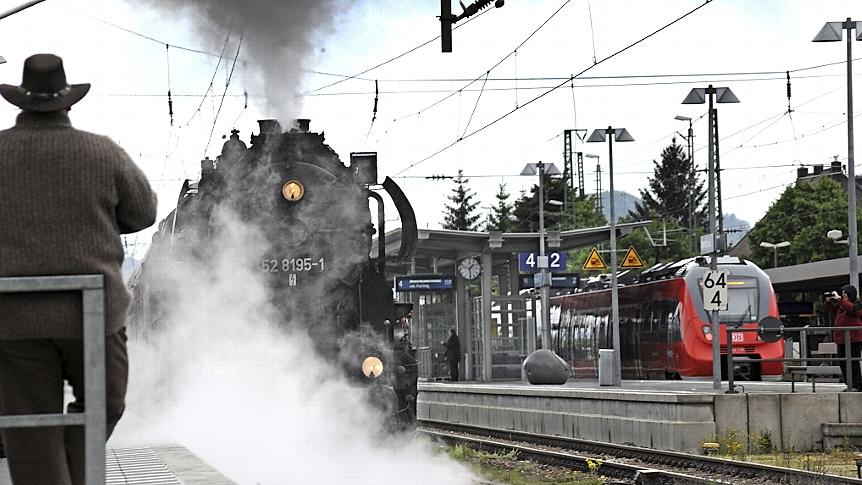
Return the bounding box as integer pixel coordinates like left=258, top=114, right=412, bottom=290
left=261, top=257, right=325, bottom=273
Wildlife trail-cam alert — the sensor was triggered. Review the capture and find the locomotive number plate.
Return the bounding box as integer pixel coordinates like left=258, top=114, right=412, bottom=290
left=732, top=332, right=744, bottom=342
left=261, top=257, right=325, bottom=273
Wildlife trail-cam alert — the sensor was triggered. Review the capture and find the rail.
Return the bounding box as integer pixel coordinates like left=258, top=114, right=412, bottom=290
left=725, top=325, right=862, bottom=394
left=0, top=275, right=106, bottom=485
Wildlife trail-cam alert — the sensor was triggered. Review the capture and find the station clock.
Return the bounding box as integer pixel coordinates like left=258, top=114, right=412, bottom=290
left=457, top=257, right=481, bottom=280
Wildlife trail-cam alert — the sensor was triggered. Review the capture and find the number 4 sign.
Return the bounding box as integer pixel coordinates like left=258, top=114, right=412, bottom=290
left=703, top=270, right=729, bottom=311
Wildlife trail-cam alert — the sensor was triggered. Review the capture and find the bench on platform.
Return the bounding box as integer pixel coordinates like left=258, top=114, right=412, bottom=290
left=788, top=342, right=842, bottom=392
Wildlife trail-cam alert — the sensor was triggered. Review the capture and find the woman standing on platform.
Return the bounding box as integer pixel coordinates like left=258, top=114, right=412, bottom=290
left=823, top=285, right=862, bottom=391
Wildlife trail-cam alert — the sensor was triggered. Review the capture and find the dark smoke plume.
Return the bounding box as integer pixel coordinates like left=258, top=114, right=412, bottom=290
left=137, top=0, right=340, bottom=121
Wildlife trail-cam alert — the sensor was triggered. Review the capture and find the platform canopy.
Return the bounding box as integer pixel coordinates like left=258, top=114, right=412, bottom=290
left=765, top=256, right=861, bottom=293
left=375, top=221, right=651, bottom=271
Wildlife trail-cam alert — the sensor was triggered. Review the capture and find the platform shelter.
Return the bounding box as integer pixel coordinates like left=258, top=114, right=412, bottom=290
left=378, top=222, right=649, bottom=382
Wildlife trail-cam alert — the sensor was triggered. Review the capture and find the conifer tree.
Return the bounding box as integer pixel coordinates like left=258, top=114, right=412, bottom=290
left=442, top=169, right=481, bottom=230
left=486, top=183, right=516, bottom=232
left=629, top=139, right=705, bottom=231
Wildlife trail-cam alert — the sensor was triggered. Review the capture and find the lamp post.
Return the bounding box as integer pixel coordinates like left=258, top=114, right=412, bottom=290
left=521, top=161, right=561, bottom=351
left=586, top=127, right=634, bottom=387
left=584, top=153, right=601, bottom=223
left=759, top=241, right=790, bottom=268
left=814, top=18, right=861, bottom=289
left=675, top=115, right=696, bottom=249
left=682, top=85, right=739, bottom=390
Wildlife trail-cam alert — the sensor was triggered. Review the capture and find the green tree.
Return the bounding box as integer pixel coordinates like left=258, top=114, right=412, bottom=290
left=629, top=140, right=706, bottom=232
left=486, top=183, right=516, bottom=232
left=748, top=177, right=859, bottom=268
left=442, top=169, right=481, bottom=230
left=511, top=176, right=605, bottom=231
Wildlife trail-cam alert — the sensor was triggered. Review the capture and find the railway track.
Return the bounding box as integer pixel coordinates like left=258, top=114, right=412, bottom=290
left=419, top=420, right=862, bottom=485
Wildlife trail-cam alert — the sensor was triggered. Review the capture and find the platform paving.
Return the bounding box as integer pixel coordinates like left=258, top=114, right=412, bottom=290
left=0, top=412, right=235, bottom=485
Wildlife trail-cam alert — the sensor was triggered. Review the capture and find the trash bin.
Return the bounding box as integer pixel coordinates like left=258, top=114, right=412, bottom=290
left=598, top=349, right=614, bottom=386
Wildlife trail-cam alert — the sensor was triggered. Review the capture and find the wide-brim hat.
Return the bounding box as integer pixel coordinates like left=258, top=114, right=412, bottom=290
left=0, top=54, right=90, bottom=112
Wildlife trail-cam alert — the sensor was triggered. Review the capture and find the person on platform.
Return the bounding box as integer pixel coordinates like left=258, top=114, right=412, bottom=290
left=443, top=327, right=461, bottom=382
left=823, top=284, right=862, bottom=391
left=0, top=54, right=157, bottom=485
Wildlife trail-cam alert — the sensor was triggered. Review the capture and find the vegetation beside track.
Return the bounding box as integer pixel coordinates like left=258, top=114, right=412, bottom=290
left=447, top=445, right=608, bottom=485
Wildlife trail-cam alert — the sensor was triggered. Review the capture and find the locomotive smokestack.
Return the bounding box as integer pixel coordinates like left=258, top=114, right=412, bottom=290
left=258, top=119, right=283, bottom=135
left=293, top=119, right=310, bottom=133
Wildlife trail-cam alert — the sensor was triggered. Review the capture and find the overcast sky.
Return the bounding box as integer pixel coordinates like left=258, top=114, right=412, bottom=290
left=0, top=0, right=860, bottom=258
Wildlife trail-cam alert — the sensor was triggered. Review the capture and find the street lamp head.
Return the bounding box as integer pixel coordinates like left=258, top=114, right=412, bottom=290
left=759, top=241, right=774, bottom=249
left=813, top=21, right=844, bottom=42
left=682, top=88, right=706, bottom=104
left=548, top=199, right=563, bottom=207
left=544, top=163, right=562, bottom=175
left=520, top=163, right=538, bottom=176
left=775, top=241, right=790, bottom=248
left=674, top=115, right=691, bottom=121
left=584, top=153, right=600, bottom=159
left=827, top=229, right=844, bottom=241
left=586, top=128, right=634, bottom=143
left=614, top=128, right=635, bottom=142
left=715, top=87, right=740, bottom=104
left=586, top=129, right=606, bottom=143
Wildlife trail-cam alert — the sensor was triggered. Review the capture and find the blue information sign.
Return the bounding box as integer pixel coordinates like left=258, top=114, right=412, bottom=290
left=395, top=274, right=454, bottom=292
left=519, top=273, right=580, bottom=289
left=517, top=251, right=568, bottom=273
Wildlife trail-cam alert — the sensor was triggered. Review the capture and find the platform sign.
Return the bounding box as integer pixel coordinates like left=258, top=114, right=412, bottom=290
left=519, top=273, right=580, bottom=289
left=582, top=247, right=608, bottom=271
left=702, top=270, right=729, bottom=311
left=518, top=251, right=567, bottom=273
left=395, top=274, right=454, bottom=292
left=620, top=245, right=645, bottom=268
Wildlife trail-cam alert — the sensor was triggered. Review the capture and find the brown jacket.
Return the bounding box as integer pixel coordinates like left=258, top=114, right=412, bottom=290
left=0, top=111, right=157, bottom=339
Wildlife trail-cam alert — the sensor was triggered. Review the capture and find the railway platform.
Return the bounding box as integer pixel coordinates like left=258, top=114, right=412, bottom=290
left=0, top=413, right=235, bottom=485
left=418, top=379, right=862, bottom=454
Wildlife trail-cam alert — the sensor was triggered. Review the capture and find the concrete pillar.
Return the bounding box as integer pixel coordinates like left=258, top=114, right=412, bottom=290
left=482, top=251, right=493, bottom=381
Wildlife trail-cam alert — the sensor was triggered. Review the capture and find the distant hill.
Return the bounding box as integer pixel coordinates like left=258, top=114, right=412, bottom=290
left=596, top=191, right=750, bottom=245
left=599, top=190, right=641, bottom=223
left=723, top=213, right=750, bottom=247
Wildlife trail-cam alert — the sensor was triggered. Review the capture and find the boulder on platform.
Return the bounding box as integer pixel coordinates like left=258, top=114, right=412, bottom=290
left=523, top=349, right=570, bottom=385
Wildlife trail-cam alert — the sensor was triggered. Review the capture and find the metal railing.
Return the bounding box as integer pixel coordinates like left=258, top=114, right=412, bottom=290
left=0, top=275, right=105, bottom=485
left=725, top=325, right=862, bottom=394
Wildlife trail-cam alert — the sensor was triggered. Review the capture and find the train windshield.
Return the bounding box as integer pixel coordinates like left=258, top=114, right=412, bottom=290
left=719, top=278, right=759, bottom=322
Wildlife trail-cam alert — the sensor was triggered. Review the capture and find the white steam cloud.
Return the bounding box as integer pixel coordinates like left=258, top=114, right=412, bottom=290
left=122, top=209, right=474, bottom=484
left=135, top=0, right=339, bottom=122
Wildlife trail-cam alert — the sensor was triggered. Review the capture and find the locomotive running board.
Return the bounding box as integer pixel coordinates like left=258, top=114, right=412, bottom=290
left=382, top=176, right=417, bottom=261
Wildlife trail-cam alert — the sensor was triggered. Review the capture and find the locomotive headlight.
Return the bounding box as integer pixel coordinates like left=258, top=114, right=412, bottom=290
left=362, top=356, right=384, bottom=378
left=282, top=180, right=304, bottom=201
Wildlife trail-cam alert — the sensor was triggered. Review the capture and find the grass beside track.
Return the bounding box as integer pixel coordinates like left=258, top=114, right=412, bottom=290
left=448, top=445, right=607, bottom=485
left=721, top=449, right=860, bottom=478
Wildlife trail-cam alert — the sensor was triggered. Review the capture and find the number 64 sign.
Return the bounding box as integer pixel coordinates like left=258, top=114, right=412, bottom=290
left=702, top=270, right=729, bottom=311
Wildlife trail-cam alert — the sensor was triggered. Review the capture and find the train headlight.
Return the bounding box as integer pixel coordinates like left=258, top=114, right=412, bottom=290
left=702, top=325, right=713, bottom=342
left=282, top=180, right=304, bottom=201
left=362, top=356, right=384, bottom=378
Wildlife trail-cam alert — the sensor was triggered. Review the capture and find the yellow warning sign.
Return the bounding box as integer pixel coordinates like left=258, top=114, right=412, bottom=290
left=582, top=247, right=608, bottom=270
left=620, top=245, right=645, bottom=268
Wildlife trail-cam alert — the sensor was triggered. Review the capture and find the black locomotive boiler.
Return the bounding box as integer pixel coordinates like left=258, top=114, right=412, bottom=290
left=128, top=119, right=419, bottom=426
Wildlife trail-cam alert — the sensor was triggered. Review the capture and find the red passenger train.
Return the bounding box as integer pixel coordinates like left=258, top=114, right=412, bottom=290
left=549, top=256, right=783, bottom=380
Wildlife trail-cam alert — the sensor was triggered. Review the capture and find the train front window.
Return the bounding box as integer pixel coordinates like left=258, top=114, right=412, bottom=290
left=720, top=280, right=759, bottom=322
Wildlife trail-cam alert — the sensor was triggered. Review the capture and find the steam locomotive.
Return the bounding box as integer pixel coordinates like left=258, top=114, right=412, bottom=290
left=550, top=256, right=783, bottom=380
left=128, top=119, right=420, bottom=427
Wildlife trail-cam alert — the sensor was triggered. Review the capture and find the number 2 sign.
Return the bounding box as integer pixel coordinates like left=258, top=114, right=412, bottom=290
left=703, top=270, right=729, bottom=311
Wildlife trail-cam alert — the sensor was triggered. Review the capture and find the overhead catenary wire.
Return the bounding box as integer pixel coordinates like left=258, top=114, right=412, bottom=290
left=395, top=0, right=716, bottom=176
left=204, top=33, right=244, bottom=156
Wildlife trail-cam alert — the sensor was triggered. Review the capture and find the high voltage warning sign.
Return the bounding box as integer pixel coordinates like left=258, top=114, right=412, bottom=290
left=620, top=245, right=645, bottom=268
left=582, top=247, right=608, bottom=270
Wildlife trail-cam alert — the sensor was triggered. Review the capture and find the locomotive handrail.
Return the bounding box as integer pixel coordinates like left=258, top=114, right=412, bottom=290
left=725, top=325, right=862, bottom=394
left=0, top=275, right=106, bottom=485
